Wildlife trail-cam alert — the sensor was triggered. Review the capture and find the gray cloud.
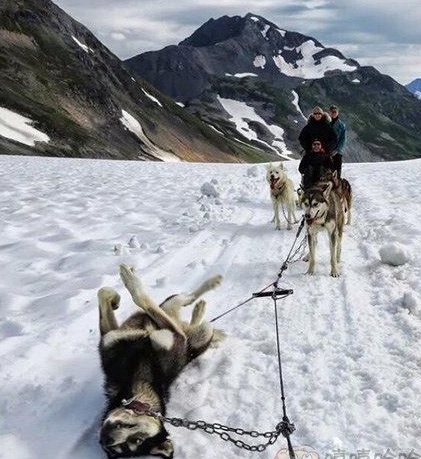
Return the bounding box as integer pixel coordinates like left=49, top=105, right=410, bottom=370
left=54, top=0, right=421, bottom=84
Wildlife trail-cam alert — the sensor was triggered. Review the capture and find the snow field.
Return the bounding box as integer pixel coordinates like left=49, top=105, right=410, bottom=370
left=0, top=155, right=420, bottom=459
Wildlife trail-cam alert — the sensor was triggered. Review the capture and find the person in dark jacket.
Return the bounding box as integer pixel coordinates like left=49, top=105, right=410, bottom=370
left=329, top=105, right=347, bottom=178
left=299, top=106, right=337, bottom=155
left=298, top=139, right=334, bottom=189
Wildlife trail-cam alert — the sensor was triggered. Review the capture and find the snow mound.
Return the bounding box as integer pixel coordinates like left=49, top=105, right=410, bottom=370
left=247, top=165, right=259, bottom=177
left=128, top=235, right=140, bottom=248
left=0, top=107, right=50, bottom=146
left=200, top=182, right=219, bottom=198
left=402, top=291, right=421, bottom=316
left=379, top=242, right=411, bottom=266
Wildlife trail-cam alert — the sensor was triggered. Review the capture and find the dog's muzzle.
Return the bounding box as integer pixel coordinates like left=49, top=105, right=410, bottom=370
left=305, top=211, right=318, bottom=226
left=270, top=175, right=279, bottom=190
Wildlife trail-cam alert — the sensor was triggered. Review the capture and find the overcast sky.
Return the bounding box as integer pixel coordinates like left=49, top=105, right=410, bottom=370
left=55, top=0, right=421, bottom=84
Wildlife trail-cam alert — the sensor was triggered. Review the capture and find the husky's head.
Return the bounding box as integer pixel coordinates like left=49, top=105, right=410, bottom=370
left=303, top=184, right=332, bottom=226
left=319, top=169, right=338, bottom=187
left=266, top=162, right=286, bottom=190
left=100, top=408, right=173, bottom=458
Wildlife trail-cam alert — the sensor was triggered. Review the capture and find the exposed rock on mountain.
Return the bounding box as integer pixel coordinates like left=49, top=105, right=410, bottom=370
left=0, top=1, right=269, bottom=162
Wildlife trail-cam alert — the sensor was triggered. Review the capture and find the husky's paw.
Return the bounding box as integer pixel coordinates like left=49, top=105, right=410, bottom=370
left=120, top=264, right=142, bottom=292
left=275, top=225, right=281, bottom=231
left=305, top=268, right=315, bottom=276
left=98, top=287, right=120, bottom=310
left=203, top=275, right=222, bottom=291
left=302, top=253, right=310, bottom=262
left=191, top=300, right=206, bottom=326
left=210, top=328, right=227, bottom=348
left=287, top=224, right=292, bottom=231
left=330, top=270, right=340, bottom=278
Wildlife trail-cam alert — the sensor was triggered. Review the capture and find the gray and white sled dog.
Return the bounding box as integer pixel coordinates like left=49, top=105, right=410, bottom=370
left=319, top=170, right=352, bottom=225
left=97, top=264, right=224, bottom=458
left=303, top=182, right=345, bottom=277
left=266, top=163, right=298, bottom=230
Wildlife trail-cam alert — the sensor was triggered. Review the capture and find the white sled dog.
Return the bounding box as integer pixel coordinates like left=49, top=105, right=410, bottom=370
left=303, top=182, right=345, bottom=277
left=98, top=264, right=224, bottom=458
left=266, top=163, right=298, bottom=230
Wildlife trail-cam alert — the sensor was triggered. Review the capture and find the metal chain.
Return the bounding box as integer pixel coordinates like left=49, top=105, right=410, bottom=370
left=150, top=412, right=290, bottom=452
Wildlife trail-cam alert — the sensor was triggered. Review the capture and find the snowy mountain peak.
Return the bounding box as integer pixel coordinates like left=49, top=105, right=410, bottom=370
left=133, top=13, right=359, bottom=89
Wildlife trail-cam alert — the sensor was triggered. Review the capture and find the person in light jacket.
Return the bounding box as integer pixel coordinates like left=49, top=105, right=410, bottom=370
left=329, top=105, right=347, bottom=178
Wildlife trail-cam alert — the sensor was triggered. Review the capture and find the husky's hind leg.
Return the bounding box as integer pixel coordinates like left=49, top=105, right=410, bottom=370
left=160, top=275, right=222, bottom=319
left=97, top=287, right=120, bottom=336
left=119, top=264, right=186, bottom=338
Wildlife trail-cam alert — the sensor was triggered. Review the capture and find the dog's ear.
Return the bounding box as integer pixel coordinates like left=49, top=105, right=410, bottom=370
left=265, top=162, right=273, bottom=171
left=332, top=170, right=338, bottom=180
left=278, top=162, right=284, bottom=170
left=321, top=182, right=333, bottom=198
left=150, top=439, right=174, bottom=458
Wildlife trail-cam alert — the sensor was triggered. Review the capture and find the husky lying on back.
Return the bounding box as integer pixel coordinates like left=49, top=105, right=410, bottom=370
left=303, top=182, right=345, bottom=277
left=266, top=163, right=297, bottom=230
left=98, top=264, right=224, bottom=458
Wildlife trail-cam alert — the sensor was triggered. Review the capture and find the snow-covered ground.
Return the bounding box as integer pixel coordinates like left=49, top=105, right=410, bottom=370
left=0, top=155, right=420, bottom=459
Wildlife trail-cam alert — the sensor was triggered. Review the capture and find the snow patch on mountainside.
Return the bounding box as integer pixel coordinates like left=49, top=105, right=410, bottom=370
left=253, top=55, right=266, bottom=69
left=261, top=24, right=270, bottom=39
left=291, top=91, right=307, bottom=120
left=225, top=73, right=258, bottom=78
left=217, top=96, right=293, bottom=159
left=273, top=40, right=357, bottom=79
left=141, top=88, right=163, bottom=107
left=120, top=110, right=179, bottom=162
left=0, top=107, right=50, bottom=146
left=72, top=36, right=93, bottom=53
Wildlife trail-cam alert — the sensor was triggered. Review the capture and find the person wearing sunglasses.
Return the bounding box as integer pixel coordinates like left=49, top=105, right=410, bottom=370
left=298, top=106, right=337, bottom=156
left=329, top=105, right=347, bottom=178
left=298, top=139, right=334, bottom=189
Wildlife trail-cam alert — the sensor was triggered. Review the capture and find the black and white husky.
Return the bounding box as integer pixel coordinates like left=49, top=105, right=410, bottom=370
left=97, top=264, right=224, bottom=458
left=303, top=182, right=345, bottom=277
left=266, top=163, right=298, bottom=230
